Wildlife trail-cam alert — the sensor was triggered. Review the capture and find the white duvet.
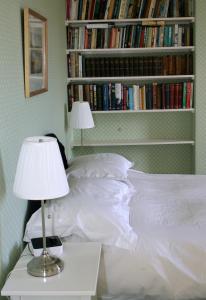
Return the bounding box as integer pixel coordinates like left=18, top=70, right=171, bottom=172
left=95, top=170, right=206, bottom=300
left=25, top=170, right=206, bottom=300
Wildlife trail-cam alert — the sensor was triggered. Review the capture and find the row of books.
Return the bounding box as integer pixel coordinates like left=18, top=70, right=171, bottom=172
left=68, top=54, right=193, bottom=77
left=66, top=0, right=193, bottom=20
left=68, top=81, right=193, bottom=111
left=67, top=23, right=193, bottom=49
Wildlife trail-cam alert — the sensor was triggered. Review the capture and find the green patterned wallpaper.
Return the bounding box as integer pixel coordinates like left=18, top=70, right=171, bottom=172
left=71, top=111, right=194, bottom=174
left=0, top=0, right=67, bottom=297
left=195, top=0, right=206, bottom=174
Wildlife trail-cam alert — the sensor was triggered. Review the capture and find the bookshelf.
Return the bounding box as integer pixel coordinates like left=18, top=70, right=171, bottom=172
left=68, top=75, right=194, bottom=84
left=66, top=46, right=194, bottom=55
left=65, top=17, right=194, bottom=25
left=66, top=0, right=195, bottom=174
left=73, top=139, right=194, bottom=147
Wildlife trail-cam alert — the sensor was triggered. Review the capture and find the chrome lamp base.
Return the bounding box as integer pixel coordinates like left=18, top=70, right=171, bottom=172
left=27, top=250, right=64, bottom=277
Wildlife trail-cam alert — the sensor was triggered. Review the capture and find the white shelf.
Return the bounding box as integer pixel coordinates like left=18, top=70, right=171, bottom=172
left=66, top=17, right=195, bottom=26
left=73, top=139, right=195, bottom=147
left=66, top=46, right=194, bottom=56
left=91, top=109, right=195, bottom=113
left=67, top=75, right=194, bottom=84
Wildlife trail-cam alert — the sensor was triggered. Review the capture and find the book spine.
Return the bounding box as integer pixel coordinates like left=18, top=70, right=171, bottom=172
left=186, top=81, right=192, bottom=108
left=78, top=85, right=83, bottom=101
left=128, top=86, right=134, bottom=110
left=174, top=24, right=178, bottom=47
left=146, top=84, right=153, bottom=110
left=152, top=82, right=157, bottom=109
left=107, top=0, right=116, bottom=19
left=103, top=84, right=109, bottom=110
left=165, top=83, right=170, bottom=109
left=111, top=83, right=116, bottom=110
left=142, top=85, right=146, bottom=110
left=133, top=85, right=139, bottom=110
left=93, top=84, right=97, bottom=110
left=89, top=84, right=94, bottom=110
left=70, top=0, right=79, bottom=20
left=178, top=82, right=183, bottom=108
left=115, top=83, right=122, bottom=110
left=182, top=81, right=187, bottom=108
left=118, top=0, right=127, bottom=19
left=174, top=82, right=179, bottom=109
left=156, top=83, right=162, bottom=109
left=66, top=0, right=71, bottom=19
left=161, top=83, right=166, bottom=109
left=96, top=84, right=103, bottom=110
left=170, top=83, right=175, bottom=109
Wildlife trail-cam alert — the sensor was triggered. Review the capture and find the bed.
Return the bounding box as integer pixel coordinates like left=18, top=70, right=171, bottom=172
left=24, top=153, right=206, bottom=300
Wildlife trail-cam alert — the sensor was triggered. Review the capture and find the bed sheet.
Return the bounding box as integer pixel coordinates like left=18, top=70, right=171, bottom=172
left=66, top=170, right=206, bottom=300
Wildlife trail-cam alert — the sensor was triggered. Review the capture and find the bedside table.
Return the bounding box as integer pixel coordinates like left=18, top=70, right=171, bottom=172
left=1, top=242, right=101, bottom=300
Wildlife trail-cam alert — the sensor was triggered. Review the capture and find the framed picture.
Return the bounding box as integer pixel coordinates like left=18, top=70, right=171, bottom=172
left=24, top=8, right=48, bottom=98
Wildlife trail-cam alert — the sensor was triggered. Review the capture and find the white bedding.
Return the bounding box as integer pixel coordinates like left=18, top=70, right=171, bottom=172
left=95, top=170, right=206, bottom=300
left=25, top=170, right=206, bottom=300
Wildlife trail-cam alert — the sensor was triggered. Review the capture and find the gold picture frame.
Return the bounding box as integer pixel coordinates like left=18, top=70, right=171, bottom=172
left=24, top=8, right=48, bottom=98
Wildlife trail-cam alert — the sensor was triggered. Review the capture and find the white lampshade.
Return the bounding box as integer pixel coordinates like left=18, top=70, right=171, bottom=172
left=70, top=101, right=94, bottom=129
left=13, top=136, right=69, bottom=200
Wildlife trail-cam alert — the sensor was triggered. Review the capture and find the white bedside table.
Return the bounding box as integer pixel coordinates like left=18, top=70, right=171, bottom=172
left=1, top=242, right=101, bottom=300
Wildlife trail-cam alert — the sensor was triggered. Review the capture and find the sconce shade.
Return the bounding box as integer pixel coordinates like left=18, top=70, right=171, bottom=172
left=13, top=136, right=69, bottom=200
left=70, top=101, right=94, bottom=129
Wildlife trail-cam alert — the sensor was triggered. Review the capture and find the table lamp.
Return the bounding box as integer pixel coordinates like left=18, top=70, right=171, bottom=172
left=13, top=136, right=69, bottom=277
left=70, top=101, right=94, bottom=145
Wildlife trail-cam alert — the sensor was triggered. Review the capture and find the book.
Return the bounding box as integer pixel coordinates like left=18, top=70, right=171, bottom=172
left=81, top=0, right=88, bottom=19
left=128, top=86, right=134, bottom=110
left=156, top=84, right=162, bottom=109
left=148, top=0, right=157, bottom=17
left=118, top=0, right=127, bottom=18
left=165, top=83, right=170, bottom=109
left=96, top=84, right=103, bottom=110
left=66, top=0, right=71, bottom=19
left=115, top=83, right=122, bottom=109
left=103, top=84, right=109, bottom=110
left=70, top=0, right=79, bottom=20
left=182, top=81, right=187, bottom=108
left=111, top=83, right=116, bottom=109
left=170, top=83, right=175, bottom=109
left=84, top=84, right=90, bottom=103
left=174, top=83, right=179, bottom=109
left=186, top=81, right=192, bottom=108
left=146, top=84, right=153, bottom=109
left=108, top=0, right=116, bottom=19
left=178, top=82, right=183, bottom=108
left=161, top=83, right=166, bottom=109
left=94, top=0, right=101, bottom=19
left=89, top=0, right=96, bottom=19
left=133, top=85, right=140, bottom=110
left=89, top=84, right=94, bottom=110
left=152, top=82, right=157, bottom=109
left=93, top=84, right=97, bottom=109
left=78, top=0, right=83, bottom=19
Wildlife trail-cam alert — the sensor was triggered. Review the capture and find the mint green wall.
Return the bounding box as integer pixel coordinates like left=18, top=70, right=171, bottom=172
left=195, top=0, right=206, bottom=174
left=0, top=0, right=67, bottom=297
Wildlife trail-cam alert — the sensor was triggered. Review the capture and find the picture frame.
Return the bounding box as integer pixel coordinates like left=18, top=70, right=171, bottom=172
left=24, top=8, right=48, bottom=98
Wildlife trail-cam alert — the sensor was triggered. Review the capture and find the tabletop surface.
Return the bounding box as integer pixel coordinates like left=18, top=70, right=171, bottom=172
left=1, top=242, right=101, bottom=296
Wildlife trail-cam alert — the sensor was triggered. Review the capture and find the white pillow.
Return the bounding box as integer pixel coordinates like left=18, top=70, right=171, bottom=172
left=68, top=153, right=134, bottom=180
left=24, top=177, right=137, bottom=250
